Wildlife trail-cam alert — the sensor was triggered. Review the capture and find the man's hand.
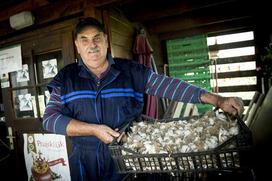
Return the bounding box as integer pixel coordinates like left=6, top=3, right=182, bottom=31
left=201, top=92, right=245, bottom=118
left=217, top=96, right=245, bottom=118
left=66, top=119, right=120, bottom=144
left=94, top=125, right=120, bottom=144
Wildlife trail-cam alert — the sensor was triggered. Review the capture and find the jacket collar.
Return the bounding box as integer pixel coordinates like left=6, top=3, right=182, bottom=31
left=78, top=53, right=118, bottom=79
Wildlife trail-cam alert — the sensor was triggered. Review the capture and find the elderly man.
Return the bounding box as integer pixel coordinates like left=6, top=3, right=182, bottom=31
left=43, top=17, right=244, bottom=181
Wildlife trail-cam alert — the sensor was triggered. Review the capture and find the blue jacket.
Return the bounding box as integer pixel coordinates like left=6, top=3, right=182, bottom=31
left=47, top=56, right=151, bottom=180
left=45, top=54, right=207, bottom=180
left=48, top=56, right=150, bottom=144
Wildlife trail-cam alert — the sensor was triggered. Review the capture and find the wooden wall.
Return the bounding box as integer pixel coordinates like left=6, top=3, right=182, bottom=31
left=106, top=9, right=135, bottom=59
left=104, top=8, right=164, bottom=74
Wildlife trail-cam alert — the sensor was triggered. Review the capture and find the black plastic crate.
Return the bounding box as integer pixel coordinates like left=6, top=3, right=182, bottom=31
left=109, top=114, right=253, bottom=174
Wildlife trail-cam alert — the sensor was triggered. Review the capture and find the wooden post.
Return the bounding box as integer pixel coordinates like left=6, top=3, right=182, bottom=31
left=83, top=0, right=96, bottom=18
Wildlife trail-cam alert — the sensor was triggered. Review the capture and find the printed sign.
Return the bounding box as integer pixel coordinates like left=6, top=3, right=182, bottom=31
left=0, top=44, right=22, bottom=74
left=23, top=133, right=71, bottom=181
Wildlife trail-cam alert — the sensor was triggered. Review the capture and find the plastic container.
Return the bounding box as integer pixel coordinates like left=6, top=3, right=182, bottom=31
left=109, top=114, right=253, bottom=175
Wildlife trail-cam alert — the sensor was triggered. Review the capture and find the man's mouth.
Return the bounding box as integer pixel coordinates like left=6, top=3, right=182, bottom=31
left=88, top=48, right=99, bottom=54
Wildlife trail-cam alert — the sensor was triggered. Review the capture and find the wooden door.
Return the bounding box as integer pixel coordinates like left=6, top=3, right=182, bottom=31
left=1, top=21, right=76, bottom=180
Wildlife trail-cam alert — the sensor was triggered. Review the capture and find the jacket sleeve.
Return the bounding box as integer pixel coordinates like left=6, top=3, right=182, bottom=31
left=144, top=70, right=208, bottom=103
left=42, top=87, right=72, bottom=135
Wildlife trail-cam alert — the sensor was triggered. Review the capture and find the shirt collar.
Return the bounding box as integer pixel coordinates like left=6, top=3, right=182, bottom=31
left=78, top=53, right=116, bottom=79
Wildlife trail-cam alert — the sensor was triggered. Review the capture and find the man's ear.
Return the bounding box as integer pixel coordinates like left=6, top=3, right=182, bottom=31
left=104, top=34, right=109, bottom=48
left=74, top=40, right=80, bottom=54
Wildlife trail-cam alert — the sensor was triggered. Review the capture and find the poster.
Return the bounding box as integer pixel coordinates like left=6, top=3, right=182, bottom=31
left=16, top=64, right=30, bottom=82
left=23, top=133, right=71, bottom=181
left=42, top=59, right=58, bottom=79
left=0, top=44, right=22, bottom=74
left=18, top=93, right=33, bottom=111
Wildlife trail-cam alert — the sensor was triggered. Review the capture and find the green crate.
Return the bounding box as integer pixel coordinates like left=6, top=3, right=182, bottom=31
left=167, top=45, right=208, bottom=55
left=185, top=79, right=212, bottom=89
left=168, top=58, right=210, bottom=67
left=168, top=52, right=209, bottom=63
left=196, top=104, right=213, bottom=114
left=169, top=63, right=210, bottom=73
left=166, top=35, right=208, bottom=51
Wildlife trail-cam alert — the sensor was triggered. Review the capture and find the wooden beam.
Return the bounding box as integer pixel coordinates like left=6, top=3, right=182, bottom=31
left=83, top=0, right=96, bottom=17
left=218, top=85, right=257, bottom=92
left=0, top=0, right=120, bottom=23
left=126, top=0, right=237, bottom=22
left=90, top=0, right=124, bottom=7
left=0, top=0, right=84, bottom=39
left=0, top=0, right=49, bottom=22
left=217, top=55, right=257, bottom=64
left=147, top=6, right=255, bottom=34
left=158, top=16, right=255, bottom=40
left=33, top=0, right=84, bottom=25
left=214, top=70, right=257, bottom=79
left=209, top=40, right=255, bottom=51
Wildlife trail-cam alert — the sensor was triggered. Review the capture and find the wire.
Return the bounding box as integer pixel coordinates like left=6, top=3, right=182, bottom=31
left=0, top=139, right=10, bottom=150
left=0, top=153, right=10, bottom=162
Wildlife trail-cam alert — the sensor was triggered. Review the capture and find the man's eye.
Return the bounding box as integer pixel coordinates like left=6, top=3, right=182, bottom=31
left=81, top=38, right=89, bottom=44
left=93, top=36, right=101, bottom=42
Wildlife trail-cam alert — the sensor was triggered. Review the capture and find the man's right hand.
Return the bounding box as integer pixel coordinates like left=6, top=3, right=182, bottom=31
left=66, top=119, right=120, bottom=144
left=94, top=124, right=120, bottom=144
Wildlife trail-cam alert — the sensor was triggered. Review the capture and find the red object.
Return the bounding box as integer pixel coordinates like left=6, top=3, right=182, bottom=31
left=133, top=32, right=158, bottom=119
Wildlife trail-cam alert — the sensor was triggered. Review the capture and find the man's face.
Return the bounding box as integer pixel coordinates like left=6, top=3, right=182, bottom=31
left=75, top=26, right=108, bottom=70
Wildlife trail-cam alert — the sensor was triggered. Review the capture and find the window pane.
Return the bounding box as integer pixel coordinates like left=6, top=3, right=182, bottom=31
left=207, top=31, right=254, bottom=45
left=210, top=76, right=257, bottom=87
left=210, top=46, right=255, bottom=59
left=209, top=61, right=256, bottom=73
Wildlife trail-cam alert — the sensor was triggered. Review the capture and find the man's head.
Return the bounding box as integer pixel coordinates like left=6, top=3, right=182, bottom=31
left=74, top=17, right=105, bottom=38
left=74, top=17, right=109, bottom=72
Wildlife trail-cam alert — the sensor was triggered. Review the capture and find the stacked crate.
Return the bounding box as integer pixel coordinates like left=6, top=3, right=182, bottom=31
left=166, top=35, right=212, bottom=114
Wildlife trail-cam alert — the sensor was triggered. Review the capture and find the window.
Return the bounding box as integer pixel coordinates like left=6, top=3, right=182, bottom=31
left=208, top=31, right=257, bottom=113
left=166, top=31, right=257, bottom=115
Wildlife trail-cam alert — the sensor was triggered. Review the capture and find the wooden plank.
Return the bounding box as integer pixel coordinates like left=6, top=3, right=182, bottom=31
left=213, top=70, right=257, bottom=79
left=33, top=0, right=84, bottom=25
left=173, top=102, right=184, bottom=118
left=109, top=16, right=134, bottom=37
left=158, top=17, right=254, bottom=40
left=126, top=0, right=238, bottom=22
left=111, top=44, right=132, bottom=59
left=216, top=55, right=256, bottom=64
left=147, top=1, right=253, bottom=34
left=111, top=31, right=133, bottom=49
left=109, top=9, right=135, bottom=59
left=0, top=0, right=49, bottom=22
left=163, top=100, right=178, bottom=119
left=0, top=1, right=84, bottom=39
left=217, top=85, right=257, bottom=92
left=183, top=103, right=198, bottom=117
left=209, top=40, right=255, bottom=51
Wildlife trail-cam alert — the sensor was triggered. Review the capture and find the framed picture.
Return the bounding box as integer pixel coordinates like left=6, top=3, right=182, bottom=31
left=42, top=59, right=58, bottom=79
left=16, top=64, right=30, bottom=82
left=18, top=93, right=33, bottom=111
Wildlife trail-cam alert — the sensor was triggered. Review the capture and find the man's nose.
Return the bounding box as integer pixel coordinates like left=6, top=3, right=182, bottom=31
left=87, top=39, right=97, bottom=47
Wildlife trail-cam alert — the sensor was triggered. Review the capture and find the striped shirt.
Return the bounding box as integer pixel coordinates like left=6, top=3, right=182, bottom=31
left=43, top=71, right=207, bottom=134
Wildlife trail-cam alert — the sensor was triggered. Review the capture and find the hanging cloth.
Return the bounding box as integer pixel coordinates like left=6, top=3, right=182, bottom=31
left=133, top=29, right=158, bottom=118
